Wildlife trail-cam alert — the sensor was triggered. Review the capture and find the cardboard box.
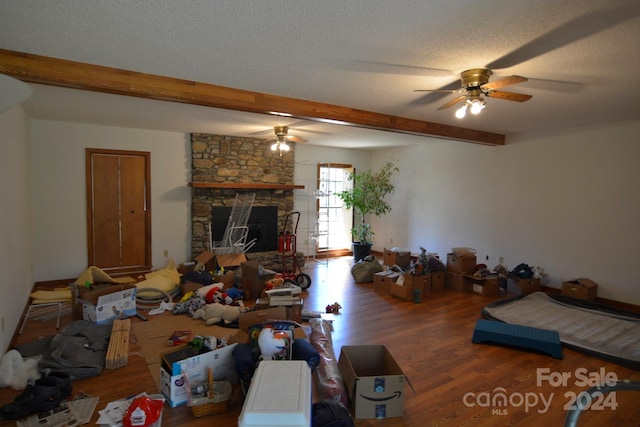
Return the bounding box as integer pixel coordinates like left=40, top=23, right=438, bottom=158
left=238, top=361, right=312, bottom=427
left=445, top=271, right=469, bottom=292
left=338, top=345, right=406, bottom=419
left=76, top=284, right=137, bottom=325
left=446, top=253, right=477, bottom=274
left=254, top=298, right=303, bottom=323
left=429, top=271, right=445, bottom=292
left=160, top=343, right=238, bottom=407
left=562, top=278, right=598, bottom=302
left=178, top=261, right=196, bottom=275
left=181, top=281, right=203, bottom=295
left=508, top=276, right=541, bottom=295
left=466, top=274, right=500, bottom=297
left=238, top=306, right=306, bottom=342
left=213, top=270, right=236, bottom=289
left=373, top=271, right=400, bottom=294
left=389, top=273, right=428, bottom=302
left=217, top=253, right=248, bottom=268
left=194, top=250, right=217, bottom=271
left=383, top=249, right=411, bottom=268
left=241, top=260, right=276, bottom=299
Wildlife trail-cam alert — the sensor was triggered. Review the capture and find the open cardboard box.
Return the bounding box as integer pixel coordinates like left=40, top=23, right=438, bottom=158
left=338, top=345, right=406, bottom=419
left=238, top=306, right=306, bottom=340
left=72, top=283, right=137, bottom=324
left=160, top=342, right=239, bottom=407
left=240, top=260, right=276, bottom=299
left=561, top=278, right=598, bottom=301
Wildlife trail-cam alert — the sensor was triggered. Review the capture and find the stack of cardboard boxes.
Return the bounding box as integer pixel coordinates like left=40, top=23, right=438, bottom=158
left=445, top=252, right=476, bottom=292
left=373, top=248, right=445, bottom=302
left=445, top=250, right=500, bottom=296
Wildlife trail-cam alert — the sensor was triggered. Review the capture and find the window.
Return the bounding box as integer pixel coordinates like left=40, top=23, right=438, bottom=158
left=316, top=163, right=353, bottom=254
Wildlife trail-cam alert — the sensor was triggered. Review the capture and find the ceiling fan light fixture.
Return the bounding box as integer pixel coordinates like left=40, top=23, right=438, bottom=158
left=469, top=98, right=485, bottom=115
left=455, top=104, right=467, bottom=119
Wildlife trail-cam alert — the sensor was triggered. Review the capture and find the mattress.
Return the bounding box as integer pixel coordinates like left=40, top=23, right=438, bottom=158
left=482, top=292, right=640, bottom=370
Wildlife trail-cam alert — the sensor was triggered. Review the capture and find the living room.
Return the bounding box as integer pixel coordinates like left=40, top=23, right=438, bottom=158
left=3, top=106, right=639, bottom=351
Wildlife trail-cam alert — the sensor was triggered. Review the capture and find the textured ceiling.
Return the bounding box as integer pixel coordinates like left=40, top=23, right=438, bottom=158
left=1, top=0, right=639, bottom=147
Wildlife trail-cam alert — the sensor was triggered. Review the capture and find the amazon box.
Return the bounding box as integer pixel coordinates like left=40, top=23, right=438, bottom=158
left=338, top=345, right=406, bottom=419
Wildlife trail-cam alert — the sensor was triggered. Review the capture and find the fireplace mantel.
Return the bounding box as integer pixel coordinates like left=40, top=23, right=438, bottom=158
left=190, top=182, right=304, bottom=190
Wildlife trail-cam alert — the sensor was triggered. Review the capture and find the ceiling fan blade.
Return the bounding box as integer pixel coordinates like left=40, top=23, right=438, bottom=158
left=481, top=75, right=527, bottom=91
left=409, top=79, right=462, bottom=107
left=486, top=91, right=532, bottom=102
left=414, top=88, right=462, bottom=93
left=437, top=95, right=467, bottom=110
left=286, top=136, right=308, bottom=143
left=345, top=60, right=453, bottom=76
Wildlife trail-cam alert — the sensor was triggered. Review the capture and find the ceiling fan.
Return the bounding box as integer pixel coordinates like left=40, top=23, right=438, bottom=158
left=414, top=68, right=532, bottom=118
left=268, top=126, right=307, bottom=156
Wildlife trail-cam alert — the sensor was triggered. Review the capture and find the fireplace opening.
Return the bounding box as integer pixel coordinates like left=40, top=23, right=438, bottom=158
left=211, top=206, right=278, bottom=253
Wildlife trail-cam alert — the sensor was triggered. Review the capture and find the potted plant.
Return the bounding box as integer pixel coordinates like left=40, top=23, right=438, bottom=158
left=337, top=160, right=399, bottom=261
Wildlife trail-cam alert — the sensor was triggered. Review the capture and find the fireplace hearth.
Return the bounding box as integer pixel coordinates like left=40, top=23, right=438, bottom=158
left=211, top=206, right=278, bottom=253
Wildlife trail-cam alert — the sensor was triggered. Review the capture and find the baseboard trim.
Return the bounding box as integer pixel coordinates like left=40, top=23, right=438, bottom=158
left=541, top=285, right=639, bottom=314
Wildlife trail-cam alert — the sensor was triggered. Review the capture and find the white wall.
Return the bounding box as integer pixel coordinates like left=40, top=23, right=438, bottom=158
left=373, top=119, right=640, bottom=304
left=0, top=106, right=33, bottom=353
left=29, top=120, right=192, bottom=281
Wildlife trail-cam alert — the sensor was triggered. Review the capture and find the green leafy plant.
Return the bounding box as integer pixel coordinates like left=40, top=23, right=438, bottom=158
left=337, top=160, right=399, bottom=245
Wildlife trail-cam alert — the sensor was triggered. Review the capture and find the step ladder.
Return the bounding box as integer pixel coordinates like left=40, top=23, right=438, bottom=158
left=210, top=192, right=257, bottom=254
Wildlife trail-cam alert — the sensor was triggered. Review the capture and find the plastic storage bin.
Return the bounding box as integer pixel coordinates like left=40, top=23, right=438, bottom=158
left=238, top=360, right=311, bottom=427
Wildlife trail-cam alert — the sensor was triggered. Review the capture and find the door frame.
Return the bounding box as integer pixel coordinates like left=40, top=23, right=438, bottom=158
left=86, top=148, right=152, bottom=274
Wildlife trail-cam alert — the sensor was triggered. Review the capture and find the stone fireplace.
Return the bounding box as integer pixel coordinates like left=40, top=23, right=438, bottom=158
left=190, top=133, right=298, bottom=269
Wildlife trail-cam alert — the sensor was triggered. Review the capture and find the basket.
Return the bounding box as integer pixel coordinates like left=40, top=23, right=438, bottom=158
left=190, top=369, right=232, bottom=417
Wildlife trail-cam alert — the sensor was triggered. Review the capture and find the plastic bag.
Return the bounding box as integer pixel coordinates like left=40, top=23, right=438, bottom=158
left=350, top=256, right=383, bottom=283
left=309, top=318, right=349, bottom=408
left=0, top=350, right=40, bottom=390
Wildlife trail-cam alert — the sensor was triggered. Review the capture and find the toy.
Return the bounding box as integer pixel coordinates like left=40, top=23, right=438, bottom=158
left=196, top=283, right=244, bottom=305
left=325, top=302, right=342, bottom=314
left=262, top=277, right=285, bottom=297
left=192, top=302, right=248, bottom=325
left=257, top=327, right=288, bottom=360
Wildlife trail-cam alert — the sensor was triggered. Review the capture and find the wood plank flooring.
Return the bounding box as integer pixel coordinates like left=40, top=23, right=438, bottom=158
left=2, top=256, right=638, bottom=426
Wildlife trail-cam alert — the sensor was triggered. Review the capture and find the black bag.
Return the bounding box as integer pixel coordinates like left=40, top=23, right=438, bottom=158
left=312, top=400, right=354, bottom=427
left=182, top=270, right=214, bottom=285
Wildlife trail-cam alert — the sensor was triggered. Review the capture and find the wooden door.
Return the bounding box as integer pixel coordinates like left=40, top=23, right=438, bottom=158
left=86, top=148, right=151, bottom=275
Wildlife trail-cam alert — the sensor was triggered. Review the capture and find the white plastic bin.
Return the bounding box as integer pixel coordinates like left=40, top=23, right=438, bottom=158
left=238, top=360, right=311, bottom=427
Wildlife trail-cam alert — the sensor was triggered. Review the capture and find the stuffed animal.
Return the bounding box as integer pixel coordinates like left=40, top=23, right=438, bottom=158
left=262, top=277, right=285, bottom=297
left=325, top=302, right=342, bottom=314
left=258, top=327, right=288, bottom=360
left=192, top=302, right=247, bottom=325
left=196, top=283, right=244, bottom=305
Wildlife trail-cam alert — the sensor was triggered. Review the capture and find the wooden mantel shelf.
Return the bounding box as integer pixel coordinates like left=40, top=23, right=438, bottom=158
left=189, top=182, right=304, bottom=190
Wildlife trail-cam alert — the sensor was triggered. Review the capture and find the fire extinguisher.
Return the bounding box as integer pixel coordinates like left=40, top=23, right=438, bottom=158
left=278, top=232, right=284, bottom=252
left=284, top=231, right=292, bottom=251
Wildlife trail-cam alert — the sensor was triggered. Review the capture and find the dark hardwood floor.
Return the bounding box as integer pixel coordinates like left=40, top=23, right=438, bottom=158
left=2, top=256, right=638, bottom=426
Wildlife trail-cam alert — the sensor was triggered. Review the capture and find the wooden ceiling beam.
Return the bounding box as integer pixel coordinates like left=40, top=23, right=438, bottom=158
left=0, top=49, right=505, bottom=146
